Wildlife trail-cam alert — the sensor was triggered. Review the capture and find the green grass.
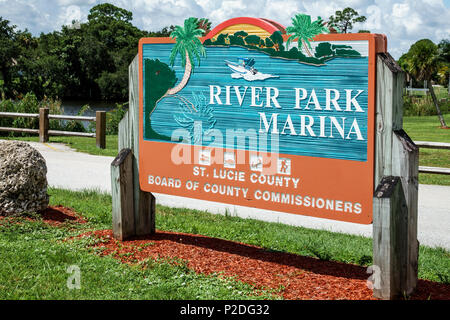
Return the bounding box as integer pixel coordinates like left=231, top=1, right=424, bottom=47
left=403, top=114, right=450, bottom=185
left=0, top=135, right=118, bottom=157
left=1, top=188, right=448, bottom=299
left=0, top=222, right=269, bottom=299
left=0, top=188, right=275, bottom=300
left=403, top=114, right=450, bottom=143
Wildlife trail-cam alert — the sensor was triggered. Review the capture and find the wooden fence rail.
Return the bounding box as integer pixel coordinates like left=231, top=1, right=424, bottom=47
left=415, top=141, right=450, bottom=175
left=0, top=108, right=106, bottom=149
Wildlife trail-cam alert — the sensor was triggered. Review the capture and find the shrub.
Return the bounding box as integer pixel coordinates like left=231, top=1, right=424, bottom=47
left=0, top=93, right=87, bottom=136
left=65, top=104, right=90, bottom=133
left=403, top=95, right=449, bottom=116
left=105, top=102, right=127, bottom=135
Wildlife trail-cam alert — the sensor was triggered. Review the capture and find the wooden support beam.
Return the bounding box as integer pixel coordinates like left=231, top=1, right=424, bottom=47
left=373, top=176, right=409, bottom=299
left=392, top=129, right=419, bottom=296
left=374, top=52, right=404, bottom=188
left=128, top=55, right=155, bottom=236
left=111, top=148, right=135, bottom=240
left=39, top=108, right=49, bottom=143
left=373, top=53, right=419, bottom=300
left=111, top=54, right=155, bottom=240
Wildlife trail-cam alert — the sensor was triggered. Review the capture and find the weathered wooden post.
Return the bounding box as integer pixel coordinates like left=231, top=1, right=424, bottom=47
left=96, top=111, right=106, bottom=149
left=110, top=55, right=155, bottom=240
left=111, top=148, right=135, bottom=240
left=39, top=107, right=49, bottom=143
left=373, top=52, right=419, bottom=299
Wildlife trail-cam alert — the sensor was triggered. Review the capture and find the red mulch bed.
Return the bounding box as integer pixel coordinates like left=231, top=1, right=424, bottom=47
left=82, top=229, right=450, bottom=300
left=2, top=205, right=448, bottom=300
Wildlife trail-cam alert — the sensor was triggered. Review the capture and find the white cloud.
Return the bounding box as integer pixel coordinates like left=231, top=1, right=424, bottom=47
left=58, top=5, right=82, bottom=26
left=0, top=0, right=449, bottom=58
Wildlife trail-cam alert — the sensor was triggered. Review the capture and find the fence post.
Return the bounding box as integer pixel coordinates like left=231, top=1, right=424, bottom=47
left=39, top=108, right=49, bottom=143
left=96, top=111, right=106, bottom=149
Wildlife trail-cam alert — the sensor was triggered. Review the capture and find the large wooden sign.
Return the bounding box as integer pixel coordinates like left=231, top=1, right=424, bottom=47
left=139, top=16, right=387, bottom=224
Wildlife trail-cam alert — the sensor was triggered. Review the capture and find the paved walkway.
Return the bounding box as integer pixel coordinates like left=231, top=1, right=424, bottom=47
left=27, top=141, right=450, bottom=249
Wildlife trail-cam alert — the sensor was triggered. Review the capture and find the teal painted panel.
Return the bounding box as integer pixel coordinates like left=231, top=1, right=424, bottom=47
left=143, top=43, right=369, bottom=161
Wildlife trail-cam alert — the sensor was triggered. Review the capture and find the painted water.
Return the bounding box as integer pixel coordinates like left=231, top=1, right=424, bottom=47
left=143, top=44, right=369, bottom=161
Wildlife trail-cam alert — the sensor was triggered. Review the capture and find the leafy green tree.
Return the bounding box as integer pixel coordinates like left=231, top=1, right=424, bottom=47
left=438, top=39, right=450, bottom=62
left=315, top=42, right=334, bottom=58
left=149, top=25, right=176, bottom=37
left=269, top=31, right=284, bottom=51
left=404, top=39, right=447, bottom=128
left=166, top=17, right=206, bottom=96
left=398, top=52, right=414, bottom=86
left=265, top=37, right=274, bottom=48
left=81, top=3, right=147, bottom=100
left=196, top=18, right=212, bottom=34
left=0, top=17, right=25, bottom=97
left=213, top=33, right=228, bottom=45
left=1, top=4, right=214, bottom=102
left=437, top=39, right=450, bottom=92
left=286, top=14, right=329, bottom=57
left=17, top=3, right=149, bottom=101
left=229, top=34, right=245, bottom=46
left=144, top=58, right=177, bottom=139
left=328, top=8, right=367, bottom=33
left=87, top=3, right=133, bottom=23
left=235, top=31, right=248, bottom=38
left=245, top=35, right=262, bottom=47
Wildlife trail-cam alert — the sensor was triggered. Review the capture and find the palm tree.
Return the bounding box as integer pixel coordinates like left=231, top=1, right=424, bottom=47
left=166, top=17, right=206, bottom=96
left=286, top=14, right=329, bottom=57
left=406, top=39, right=447, bottom=128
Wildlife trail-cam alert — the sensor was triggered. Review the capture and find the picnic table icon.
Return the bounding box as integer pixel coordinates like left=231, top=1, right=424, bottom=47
left=279, top=159, right=289, bottom=173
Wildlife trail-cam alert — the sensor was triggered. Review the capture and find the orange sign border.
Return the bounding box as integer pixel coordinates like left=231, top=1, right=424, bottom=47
left=138, top=19, right=387, bottom=224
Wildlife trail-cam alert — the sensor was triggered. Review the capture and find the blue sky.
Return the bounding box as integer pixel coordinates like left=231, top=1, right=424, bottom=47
left=0, top=0, right=449, bottom=59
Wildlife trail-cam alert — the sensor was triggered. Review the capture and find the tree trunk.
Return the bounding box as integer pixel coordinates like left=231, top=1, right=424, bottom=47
left=166, top=50, right=192, bottom=96
left=428, top=81, right=448, bottom=128
left=447, top=73, right=450, bottom=96
left=301, top=39, right=313, bottom=57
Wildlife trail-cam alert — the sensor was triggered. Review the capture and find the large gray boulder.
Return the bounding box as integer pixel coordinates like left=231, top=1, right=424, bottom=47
left=0, top=140, right=49, bottom=216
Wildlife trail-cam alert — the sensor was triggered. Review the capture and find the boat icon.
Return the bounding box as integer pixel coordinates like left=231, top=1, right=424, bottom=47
left=225, top=58, right=257, bottom=75
left=224, top=58, right=278, bottom=81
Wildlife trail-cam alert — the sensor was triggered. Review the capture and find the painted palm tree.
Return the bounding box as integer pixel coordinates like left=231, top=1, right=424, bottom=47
left=166, top=17, right=206, bottom=96
left=286, top=14, right=329, bottom=57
